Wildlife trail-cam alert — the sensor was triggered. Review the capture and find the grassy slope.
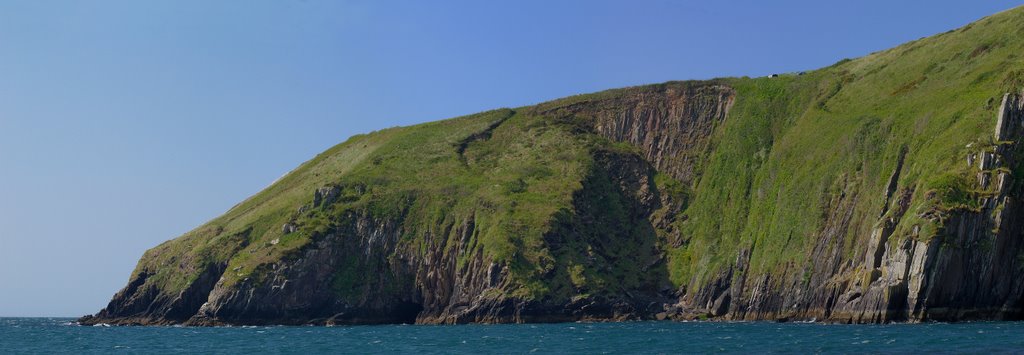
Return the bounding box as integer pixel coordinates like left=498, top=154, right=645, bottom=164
left=133, top=106, right=631, bottom=301
left=127, top=6, right=1024, bottom=307
left=672, top=7, right=1024, bottom=287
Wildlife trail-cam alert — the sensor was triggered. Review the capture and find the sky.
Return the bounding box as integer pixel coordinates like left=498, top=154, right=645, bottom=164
left=0, top=1, right=1021, bottom=317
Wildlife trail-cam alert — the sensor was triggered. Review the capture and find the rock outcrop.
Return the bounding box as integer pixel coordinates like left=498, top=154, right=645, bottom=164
left=534, top=83, right=735, bottom=185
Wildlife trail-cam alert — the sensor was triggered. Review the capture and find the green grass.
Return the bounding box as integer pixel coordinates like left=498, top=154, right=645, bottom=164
left=661, top=6, right=1024, bottom=285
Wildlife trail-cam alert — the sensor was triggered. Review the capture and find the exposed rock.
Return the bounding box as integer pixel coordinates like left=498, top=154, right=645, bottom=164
left=536, top=83, right=735, bottom=185
left=313, top=186, right=341, bottom=208
left=673, top=92, right=1024, bottom=323
left=281, top=223, right=296, bottom=234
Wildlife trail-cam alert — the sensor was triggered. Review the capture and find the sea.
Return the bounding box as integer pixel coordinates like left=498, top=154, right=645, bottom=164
left=1, top=318, right=1022, bottom=354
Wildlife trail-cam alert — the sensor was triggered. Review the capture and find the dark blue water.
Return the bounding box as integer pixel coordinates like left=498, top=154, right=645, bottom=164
left=2, top=318, right=1023, bottom=354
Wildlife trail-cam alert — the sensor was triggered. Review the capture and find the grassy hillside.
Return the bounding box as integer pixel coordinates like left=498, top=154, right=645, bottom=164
left=133, top=105, right=645, bottom=302
left=673, top=7, right=1024, bottom=286
left=105, top=6, right=1024, bottom=323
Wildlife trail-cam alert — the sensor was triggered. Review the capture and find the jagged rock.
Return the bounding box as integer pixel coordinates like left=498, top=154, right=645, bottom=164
left=980, top=152, right=994, bottom=170
left=313, top=186, right=340, bottom=207
left=281, top=223, right=296, bottom=234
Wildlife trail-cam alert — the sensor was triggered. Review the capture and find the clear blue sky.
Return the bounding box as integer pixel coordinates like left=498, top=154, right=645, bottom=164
left=0, top=1, right=1020, bottom=317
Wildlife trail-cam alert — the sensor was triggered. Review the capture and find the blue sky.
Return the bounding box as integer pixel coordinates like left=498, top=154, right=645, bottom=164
left=0, top=1, right=1020, bottom=317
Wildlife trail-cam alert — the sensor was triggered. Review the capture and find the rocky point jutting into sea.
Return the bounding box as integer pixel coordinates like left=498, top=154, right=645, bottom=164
left=82, top=6, right=1024, bottom=326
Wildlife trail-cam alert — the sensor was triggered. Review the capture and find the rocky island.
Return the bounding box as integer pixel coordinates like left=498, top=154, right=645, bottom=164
left=82, top=7, right=1024, bottom=326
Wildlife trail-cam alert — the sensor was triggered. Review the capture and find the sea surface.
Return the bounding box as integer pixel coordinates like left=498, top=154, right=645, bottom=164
left=2, top=317, right=1023, bottom=354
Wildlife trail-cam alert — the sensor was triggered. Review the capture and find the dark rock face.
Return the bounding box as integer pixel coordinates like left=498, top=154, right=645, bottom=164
left=80, top=229, right=250, bottom=326
left=186, top=214, right=421, bottom=325
left=81, top=131, right=680, bottom=326
left=179, top=147, right=676, bottom=326
left=537, top=83, right=735, bottom=185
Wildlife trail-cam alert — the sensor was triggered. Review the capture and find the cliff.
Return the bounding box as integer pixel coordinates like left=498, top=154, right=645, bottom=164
left=82, top=7, right=1024, bottom=325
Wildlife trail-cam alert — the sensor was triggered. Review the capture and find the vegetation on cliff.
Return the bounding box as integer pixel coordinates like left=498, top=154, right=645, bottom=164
left=84, top=6, right=1024, bottom=325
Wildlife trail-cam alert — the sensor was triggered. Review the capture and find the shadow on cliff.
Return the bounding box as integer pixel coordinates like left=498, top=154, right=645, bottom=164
left=532, top=148, right=676, bottom=321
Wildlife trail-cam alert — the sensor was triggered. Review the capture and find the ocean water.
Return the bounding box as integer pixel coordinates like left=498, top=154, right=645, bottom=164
left=1, top=318, right=1022, bottom=354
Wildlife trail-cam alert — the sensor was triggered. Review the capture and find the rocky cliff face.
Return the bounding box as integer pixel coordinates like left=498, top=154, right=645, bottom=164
left=82, top=7, right=1024, bottom=326
left=534, top=83, right=735, bottom=185
left=668, top=92, right=1024, bottom=323
left=79, top=90, right=700, bottom=326
left=82, top=142, right=682, bottom=326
